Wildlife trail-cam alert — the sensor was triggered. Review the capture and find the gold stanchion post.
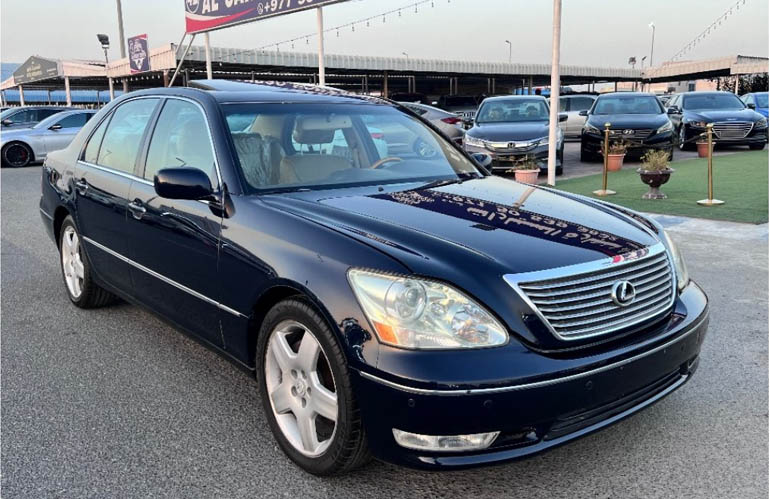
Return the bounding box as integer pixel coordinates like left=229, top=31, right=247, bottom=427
left=697, top=123, right=724, bottom=206
left=593, top=122, right=616, bottom=196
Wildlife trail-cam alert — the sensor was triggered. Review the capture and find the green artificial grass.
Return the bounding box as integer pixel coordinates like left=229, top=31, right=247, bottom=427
left=555, top=150, right=769, bottom=224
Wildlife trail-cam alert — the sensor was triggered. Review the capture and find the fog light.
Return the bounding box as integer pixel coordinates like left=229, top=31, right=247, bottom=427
left=392, top=429, right=499, bottom=452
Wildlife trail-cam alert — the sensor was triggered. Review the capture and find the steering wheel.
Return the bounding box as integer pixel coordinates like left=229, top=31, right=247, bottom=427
left=370, top=156, right=403, bottom=170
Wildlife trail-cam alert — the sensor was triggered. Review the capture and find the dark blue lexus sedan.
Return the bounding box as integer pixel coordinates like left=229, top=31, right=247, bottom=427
left=40, top=80, right=708, bottom=475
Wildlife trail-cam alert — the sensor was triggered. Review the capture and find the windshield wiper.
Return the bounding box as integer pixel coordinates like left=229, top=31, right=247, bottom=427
left=407, top=174, right=479, bottom=192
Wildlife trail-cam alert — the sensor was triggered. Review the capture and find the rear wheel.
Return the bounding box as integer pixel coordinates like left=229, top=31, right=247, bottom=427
left=257, top=298, right=370, bottom=475
left=2, top=142, right=32, bottom=168
left=59, top=216, right=116, bottom=308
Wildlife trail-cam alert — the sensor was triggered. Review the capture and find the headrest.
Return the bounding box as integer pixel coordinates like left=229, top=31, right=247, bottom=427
left=293, top=115, right=352, bottom=144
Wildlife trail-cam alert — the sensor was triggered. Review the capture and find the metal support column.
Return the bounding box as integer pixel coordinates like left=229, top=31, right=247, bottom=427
left=108, top=77, right=115, bottom=100
left=64, top=76, right=72, bottom=106
left=546, top=0, right=562, bottom=186
left=18, top=85, right=25, bottom=106
left=317, top=7, right=326, bottom=86
left=204, top=31, right=213, bottom=80
left=528, top=76, right=533, bottom=96
left=383, top=71, right=389, bottom=98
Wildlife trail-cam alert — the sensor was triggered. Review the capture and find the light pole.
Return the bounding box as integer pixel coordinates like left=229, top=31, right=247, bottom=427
left=402, top=52, right=409, bottom=61
left=97, top=34, right=115, bottom=101
left=648, top=22, right=656, bottom=68
left=641, top=56, right=648, bottom=91
left=505, top=40, right=512, bottom=64
left=546, top=0, right=561, bottom=186
left=116, top=0, right=128, bottom=92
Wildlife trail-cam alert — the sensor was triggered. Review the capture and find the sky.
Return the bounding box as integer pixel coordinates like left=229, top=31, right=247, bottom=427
left=1, top=0, right=768, bottom=68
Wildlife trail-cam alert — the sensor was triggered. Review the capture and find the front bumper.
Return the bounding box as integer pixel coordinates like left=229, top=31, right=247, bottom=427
left=582, top=130, right=674, bottom=155
left=685, top=125, right=768, bottom=145
left=353, top=282, right=708, bottom=470
left=464, top=143, right=562, bottom=171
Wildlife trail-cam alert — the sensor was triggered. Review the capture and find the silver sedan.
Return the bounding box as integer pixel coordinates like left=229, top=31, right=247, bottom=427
left=1, top=110, right=96, bottom=167
left=399, top=102, right=466, bottom=144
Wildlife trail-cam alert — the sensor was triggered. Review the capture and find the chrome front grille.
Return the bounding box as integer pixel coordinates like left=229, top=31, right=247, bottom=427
left=506, top=244, right=675, bottom=341
left=609, top=128, right=654, bottom=140
left=712, top=121, right=753, bottom=139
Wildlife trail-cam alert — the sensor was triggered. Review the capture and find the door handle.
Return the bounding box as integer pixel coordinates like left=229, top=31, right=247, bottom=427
left=128, top=199, right=147, bottom=220
left=74, top=179, right=88, bottom=195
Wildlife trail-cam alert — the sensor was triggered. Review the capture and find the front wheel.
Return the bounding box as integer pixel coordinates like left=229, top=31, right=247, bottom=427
left=59, top=216, right=116, bottom=308
left=257, top=298, right=370, bottom=475
left=679, top=126, right=695, bottom=151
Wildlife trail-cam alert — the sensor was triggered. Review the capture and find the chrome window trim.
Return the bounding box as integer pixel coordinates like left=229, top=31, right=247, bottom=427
left=77, top=159, right=152, bottom=185
left=504, top=242, right=676, bottom=342
left=358, top=312, right=706, bottom=396
left=82, top=235, right=247, bottom=319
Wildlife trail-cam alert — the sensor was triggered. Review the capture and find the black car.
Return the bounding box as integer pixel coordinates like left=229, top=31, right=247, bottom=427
left=463, top=96, right=566, bottom=174
left=580, top=92, right=675, bottom=162
left=666, top=91, right=767, bottom=151
left=0, top=106, right=73, bottom=129
left=41, top=80, right=708, bottom=475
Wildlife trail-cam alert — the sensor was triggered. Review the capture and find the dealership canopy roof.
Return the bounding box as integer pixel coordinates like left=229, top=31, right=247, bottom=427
left=642, top=55, right=769, bottom=83
left=0, top=55, right=107, bottom=90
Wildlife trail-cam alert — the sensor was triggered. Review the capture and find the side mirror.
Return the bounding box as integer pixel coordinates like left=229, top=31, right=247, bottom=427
left=49, top=124, right=62, bottom=131
left=471, top=152, right=493, bottom=169
left=1, top=119, right=12, bottom=126
left=154, top=167, right=213, bottom=201
left=558, top=113, right=568, bottom=122
left=747, top=103, right=756, bottom=110
left=578, top=110, right=588, bottom=117
left=666, top=107, right=679, bottom=115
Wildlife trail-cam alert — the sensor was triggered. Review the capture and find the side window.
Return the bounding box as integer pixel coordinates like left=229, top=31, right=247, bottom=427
left=97, top=98, right=159, bottom=174
left=83, top=116, right=110, bottom=164
left=558, top=98, right=568, bottom=112
left=573, top=97, right=595, bottom=111
left=10, top=109, right=36, bottom=123
left=56, top=113, right=89, bottom=129
left=406, top=105, right=428, bottom=116
left=145, top=99, right=216, bottom=183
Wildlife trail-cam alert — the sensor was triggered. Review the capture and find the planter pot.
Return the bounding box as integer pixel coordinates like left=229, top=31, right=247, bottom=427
left=606, top=153, right=626, bottom=171
left=696, top=142, right=712, bottom=158
left=514, top=169, right=540, bottom=184
left=637, top=168, right=675, bottom=199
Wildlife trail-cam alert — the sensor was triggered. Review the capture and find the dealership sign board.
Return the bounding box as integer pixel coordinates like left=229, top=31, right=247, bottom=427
left=13, top=56, right=60, bottom=85
left=185, top=0, right=349, bottom=33
left=128, top=34, right=151, bottom=74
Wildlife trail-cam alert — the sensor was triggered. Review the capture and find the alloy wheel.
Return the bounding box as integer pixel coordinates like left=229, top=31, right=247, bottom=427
left=3, top=143, right=30, bottom=167
left=264, top=320, right=338, bottom=457
left=61, top=226, right=85, bottom=298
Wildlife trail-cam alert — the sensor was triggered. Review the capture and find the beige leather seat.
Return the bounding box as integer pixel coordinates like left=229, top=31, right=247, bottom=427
left=279, top=154, right=351, bottom=184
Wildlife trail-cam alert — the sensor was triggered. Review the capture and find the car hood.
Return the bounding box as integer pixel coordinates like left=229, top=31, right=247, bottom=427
left=467, top=121, right=549, bottom=141
left=685, top=108, right=762, bottom=122
left=260, top=176, right=659, bottom=277
left=587, top=114, right=669, bottom=129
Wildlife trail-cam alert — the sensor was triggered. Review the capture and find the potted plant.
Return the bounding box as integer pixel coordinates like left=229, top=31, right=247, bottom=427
left=696, top=136, right=712, bottom=158
left=637, top=149, right=675, bottom=199
left=507, top=156, right=540, bottom=184
left=604, top=140, right=629, bottom=171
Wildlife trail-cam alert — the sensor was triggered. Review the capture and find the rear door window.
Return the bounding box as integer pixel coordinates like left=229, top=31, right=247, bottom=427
left=572, top=97, right=595, bottom=111
left=37, top=109, right=63, bottom=120
left=97, top=98, right=159, bottom=174
left=56, top=113, right=90, bottom=129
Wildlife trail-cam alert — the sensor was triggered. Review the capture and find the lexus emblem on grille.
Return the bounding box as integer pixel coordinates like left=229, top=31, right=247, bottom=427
left=622, top=129, right=635, bottom=135
left=611, top=280, right=636, bottom=306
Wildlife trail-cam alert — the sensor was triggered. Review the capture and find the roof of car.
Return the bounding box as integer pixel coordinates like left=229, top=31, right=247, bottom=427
left=679, top=91, right=736, bottom=96
left=481, top=95, right=547, bottom=102
left=596, top=92, right=657, bottom=98
left=128, top=80, right=395, bottom=106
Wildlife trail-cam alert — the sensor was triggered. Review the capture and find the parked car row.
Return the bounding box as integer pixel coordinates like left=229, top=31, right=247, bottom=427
left=1, top=109, right=96, bottom=167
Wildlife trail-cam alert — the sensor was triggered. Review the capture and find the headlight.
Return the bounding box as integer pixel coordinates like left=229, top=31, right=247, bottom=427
left=584, top=122, right=601, bottom=134
left=464, top=135, right=487, bottom=148
left=347, top=269, right=508, bottom=349
left=688, top=121, right=708, bottom=128
left=663, top=230, right=689, bottom=292
left=755, top=118, right=768, bottom=129
left=657, top=121, right=674, bottom=134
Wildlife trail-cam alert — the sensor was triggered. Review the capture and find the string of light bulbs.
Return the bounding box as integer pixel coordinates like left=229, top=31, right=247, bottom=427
left=668, top=0, right=749, bottom=62
left=219, top=0, right=454, bottom=63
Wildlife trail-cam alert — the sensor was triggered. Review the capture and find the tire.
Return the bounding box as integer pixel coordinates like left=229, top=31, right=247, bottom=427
left=749, top=142, right=766, bottom=151
left=2, top=142, right=32, bottom=168
left=580, top=146, right=597, bottom=162
left=256, top=298, right=370, bottom=475
left=678, top=126, right=695, bottom=151
left=59, top=216, right=116, bottom=308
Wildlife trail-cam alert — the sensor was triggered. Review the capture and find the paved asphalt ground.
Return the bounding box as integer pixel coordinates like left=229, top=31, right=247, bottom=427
left=2, top=163, right=768, bottom=498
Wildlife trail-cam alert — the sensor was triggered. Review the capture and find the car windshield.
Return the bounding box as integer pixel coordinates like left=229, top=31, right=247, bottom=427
left=683, top=93, right=745, bottom=111
left=223, top=103, right=481, bottom=193
left=476, top=98, right=549, bottom=123
left=593, top=96, right=662, bottom=115
left=755, top=93, right=768, bottom=108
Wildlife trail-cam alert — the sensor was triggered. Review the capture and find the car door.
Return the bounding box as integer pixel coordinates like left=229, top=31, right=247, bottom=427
left=126, top=97, right=224, bottom=347
left=668, top=95, right=683, bottom=129
left=567, top=97, right=595, bottom=136
left=43, top=112, right=92, bottom=154
left=75, top=98, right=161, bottom=294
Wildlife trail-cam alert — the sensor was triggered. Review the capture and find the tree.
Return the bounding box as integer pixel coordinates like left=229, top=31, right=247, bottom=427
left=712, top=74, right=769, bottom=93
